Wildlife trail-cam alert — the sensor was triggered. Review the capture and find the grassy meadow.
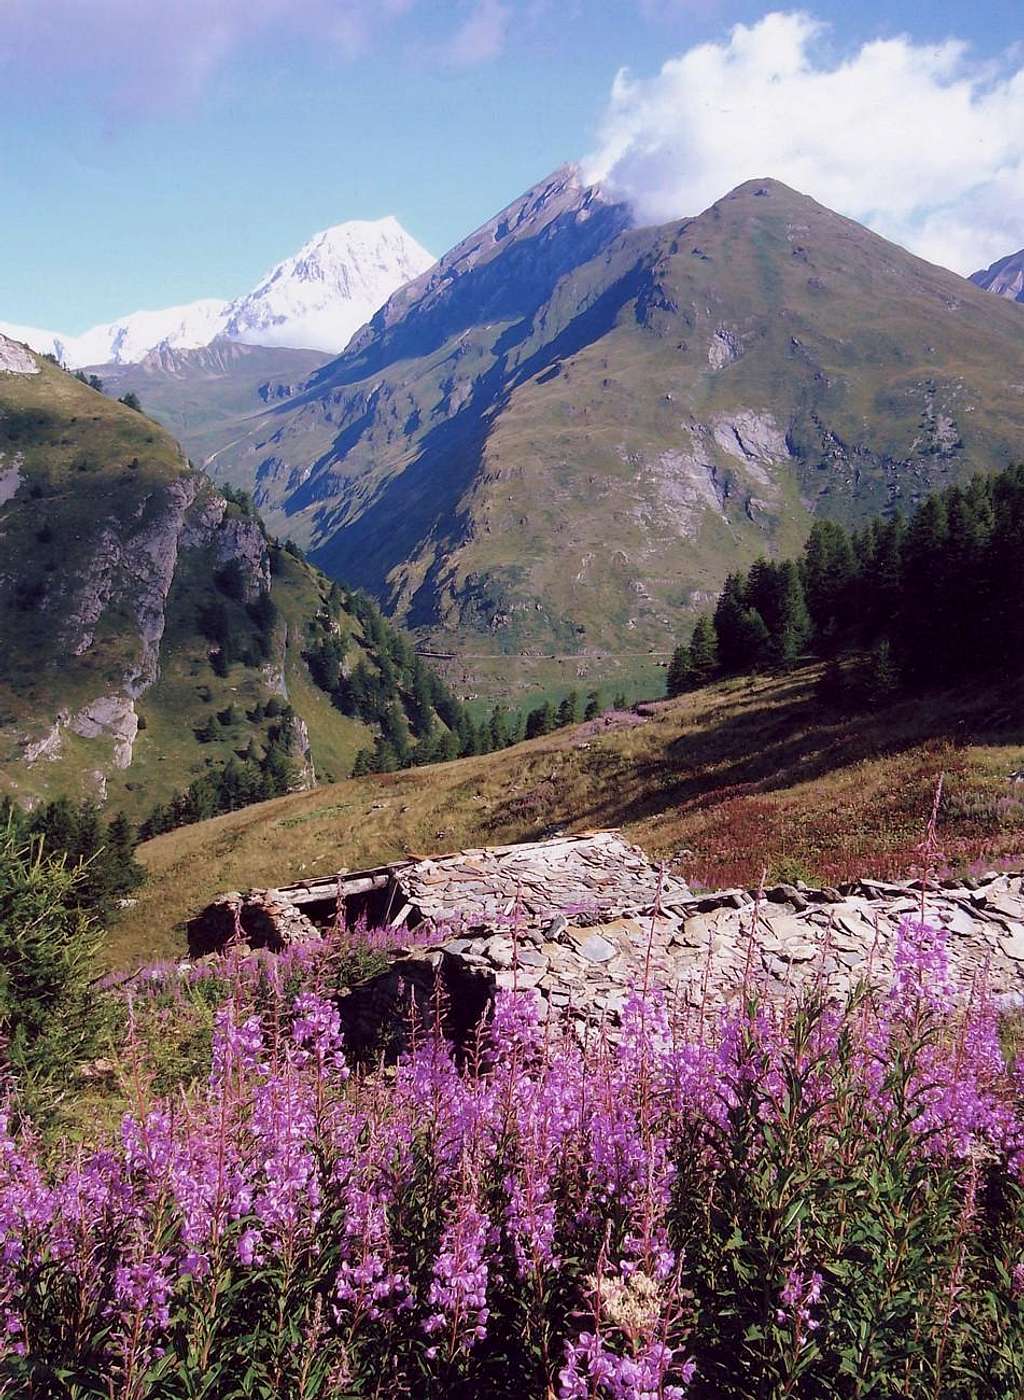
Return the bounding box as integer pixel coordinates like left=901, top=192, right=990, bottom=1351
left=107, top=663, right=1024, bottom=970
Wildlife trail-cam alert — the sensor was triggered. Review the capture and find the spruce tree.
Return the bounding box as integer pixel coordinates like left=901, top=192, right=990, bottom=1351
left=689, top=614, right=718, bottom=682
left=666, top=643, right=693, bottom=697
left=859, top=638, right=901, bottom=707
left=525, top=702, right=555, bottom=739
left=772, top=560, right=812, bottom=668
left=351, top=749, right=373, bottom=777
left=556, top=691, right=580, bottom=727
left=0, top=826, right=105, bottom=1115
left=715, top=571, right=771, bottom=673
left=489, top=705, right=513, bottom=750
left=800, top=519, right=857, bottom=645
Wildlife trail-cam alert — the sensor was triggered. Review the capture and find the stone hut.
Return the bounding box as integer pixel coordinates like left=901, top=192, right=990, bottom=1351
left=186, top=831, right=1024, bottom=1053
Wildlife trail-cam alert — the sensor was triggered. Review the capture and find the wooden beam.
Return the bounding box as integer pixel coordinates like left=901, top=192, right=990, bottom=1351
left=285, top=873, right=391, bottom=906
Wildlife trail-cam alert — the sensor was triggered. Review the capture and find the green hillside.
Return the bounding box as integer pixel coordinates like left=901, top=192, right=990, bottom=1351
left=0, top=341, right=467, bottom=820
left=200, top=176, right=1024, bottom=699
left=108, top=661, right=1024, bottom=969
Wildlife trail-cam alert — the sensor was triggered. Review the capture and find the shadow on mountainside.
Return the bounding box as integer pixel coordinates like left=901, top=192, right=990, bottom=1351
left=307, top=254, right=655, bottom=619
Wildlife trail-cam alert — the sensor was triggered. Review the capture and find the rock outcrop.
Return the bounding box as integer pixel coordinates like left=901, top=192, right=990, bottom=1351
left=0, top=334, right=39, bottom=375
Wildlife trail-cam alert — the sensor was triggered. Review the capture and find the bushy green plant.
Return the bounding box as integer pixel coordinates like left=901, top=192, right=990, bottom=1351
left=0, top=823, right=106, bottom=1117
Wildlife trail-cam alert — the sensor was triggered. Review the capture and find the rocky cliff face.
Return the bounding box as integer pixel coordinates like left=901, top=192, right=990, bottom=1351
left=9, top=464, right=275, bottom=791
left=970, top=249, right=1024, bottom=303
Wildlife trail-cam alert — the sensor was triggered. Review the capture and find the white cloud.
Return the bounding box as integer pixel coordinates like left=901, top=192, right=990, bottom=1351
left=584, top=11, right=1024, bottom=274
left=445, top=0, right=510, bottom=68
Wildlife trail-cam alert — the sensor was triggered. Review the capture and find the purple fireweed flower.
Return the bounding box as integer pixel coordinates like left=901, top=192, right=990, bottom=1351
left=237, top=1227, right=263, bottom=1267
left=291, top=991, right=349, bottom=1075
left=210, top=1007, right=265, bottom=1086
left=424, top=1194, right=491, bottom=1351
left=249, top=1069, right=321, bottom=1247
left=777, top=1266, right=823, bottom=1333
left=890, top=918, right=955, bottom=1014
left=559, top=1331, right=695, bottom=1399
left=113, top=1253, right=175, bottom=1331
left=0, top=1108, right=54, bottom=1352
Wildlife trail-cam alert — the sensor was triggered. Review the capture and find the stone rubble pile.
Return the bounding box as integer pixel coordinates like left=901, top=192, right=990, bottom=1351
left=415, top=870, right=1024, bottom=1035
left=188, top=832, right=1024, bottom=1048
left=398, top=830, right=693, bottom=930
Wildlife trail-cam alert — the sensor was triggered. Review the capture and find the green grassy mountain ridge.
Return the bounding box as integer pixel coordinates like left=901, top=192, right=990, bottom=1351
left=199, top=174, right=1024, bottom=698
left=0, top=340, right=460, bottom=818
left=90, top=340, right=333, bottom=469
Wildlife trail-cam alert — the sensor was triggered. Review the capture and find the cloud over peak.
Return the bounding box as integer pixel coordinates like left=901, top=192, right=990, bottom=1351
left=585, top=11, right=1024, bottom=274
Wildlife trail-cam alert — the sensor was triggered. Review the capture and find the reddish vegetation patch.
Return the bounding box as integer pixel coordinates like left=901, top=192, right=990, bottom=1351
left=665, top=745, right=1024, bottom=891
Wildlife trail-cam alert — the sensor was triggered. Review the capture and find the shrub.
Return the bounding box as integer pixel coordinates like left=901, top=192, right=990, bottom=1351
left=0, top=825, right=105, bottom=1118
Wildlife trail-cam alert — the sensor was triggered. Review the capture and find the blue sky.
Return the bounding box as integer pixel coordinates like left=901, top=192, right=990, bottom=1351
left=2, top=0, right=1023, bottom=331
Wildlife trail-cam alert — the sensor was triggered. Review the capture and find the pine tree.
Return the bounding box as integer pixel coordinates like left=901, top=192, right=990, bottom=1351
left=379, top=701, right=411, bottom=765
left=92, top=814, right=144, bottom=910
left=525, top=702, right=555, bottom=739
left=351, top=749, right=373, bottom=777
left=772, top=560, right=812, bottom=668
left=859, top=639, right=901, bottom=707
left=31, top=798, right=79, bottom=856
left=897, top=493, right=949, bottom=682
left=715, top=571, right=771, bottom=673
left=584, top=691, right=601, bottom=721
left=438, top=729, right=462, bottom=762
left=800, top=520, right=857, bottom=645
left=556, top=691, right=580, bottom=728
left=408, top=657, right=436, bottom=737
left=0, top=826, right=105, bottom=1114
left=373, top=739, right=400, bottom=773
left=689, top=614, right=718, bottom=682
left=666, top=643, right=694, bottom=697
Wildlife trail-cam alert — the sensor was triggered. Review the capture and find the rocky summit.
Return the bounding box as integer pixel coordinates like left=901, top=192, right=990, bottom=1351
left=0, top=216, right=434, bottom=366
left=970, top=247, right=1024, bottom=304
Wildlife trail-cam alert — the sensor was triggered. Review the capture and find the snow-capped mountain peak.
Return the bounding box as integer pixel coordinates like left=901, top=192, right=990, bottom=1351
left=220, top=216, right=435, bottom=353
left=0, top=299, right=228, bottom=369
left=0, top=216, right=434, bottom=367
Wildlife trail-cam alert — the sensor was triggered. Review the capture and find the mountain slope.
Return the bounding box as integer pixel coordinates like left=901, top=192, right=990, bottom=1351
left=91, top=341, right=334, bottom=467
left=2, top=218, right=435, bottom=368
left=0, top=335, right=458, bottom=818
left=971, top=249, right=1024, bottom=303
left=205, top=175, right=1024, bottom=691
